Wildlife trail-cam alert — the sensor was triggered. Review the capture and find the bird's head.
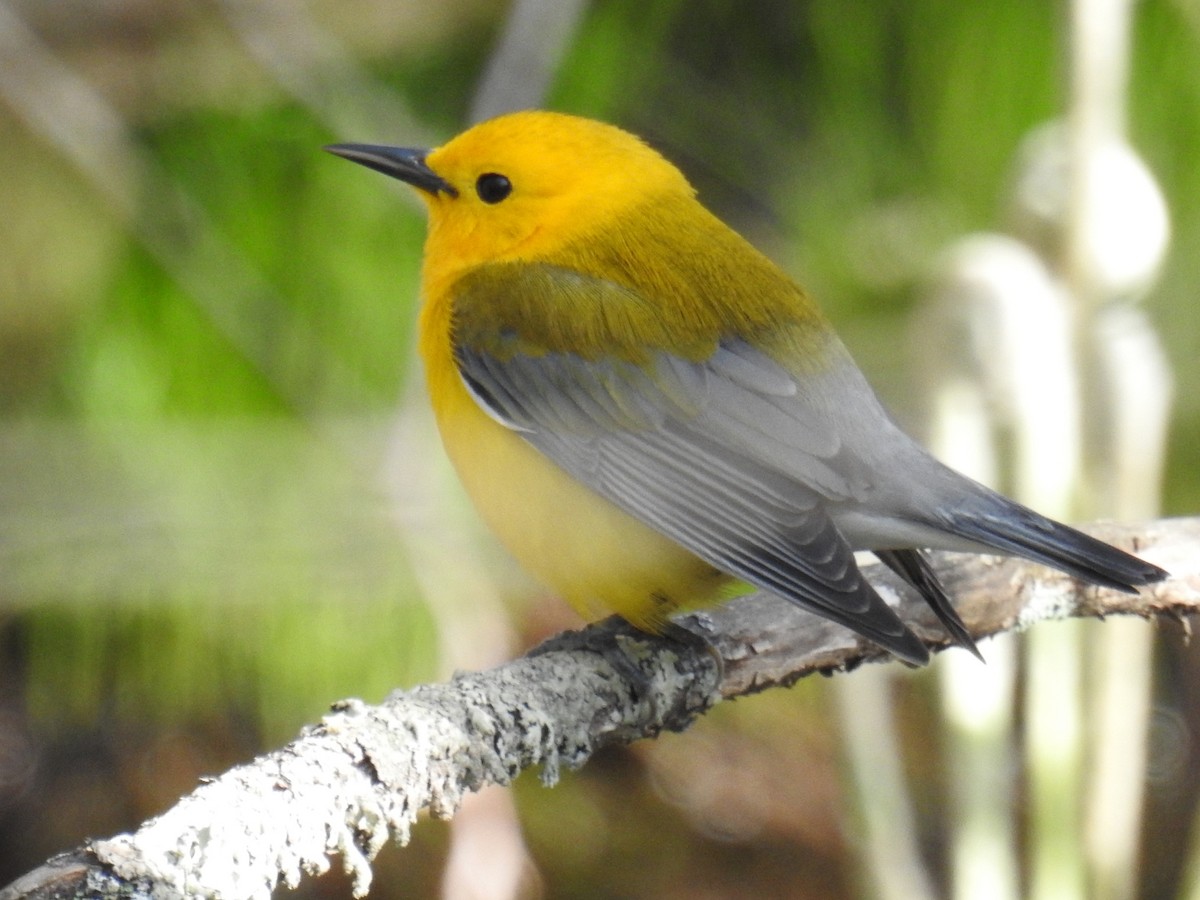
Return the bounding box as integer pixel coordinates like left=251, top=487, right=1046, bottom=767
left=326, top=111, right=695, bottom=275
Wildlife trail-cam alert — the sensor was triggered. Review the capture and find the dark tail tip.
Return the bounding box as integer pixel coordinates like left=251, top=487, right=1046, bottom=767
left=877, top=548, right=984, bottom=662
left=945, top=505, right=1169, bottom=593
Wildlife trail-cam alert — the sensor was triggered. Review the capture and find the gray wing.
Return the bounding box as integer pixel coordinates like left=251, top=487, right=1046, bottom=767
left=456, top=337, right=930, bottom=664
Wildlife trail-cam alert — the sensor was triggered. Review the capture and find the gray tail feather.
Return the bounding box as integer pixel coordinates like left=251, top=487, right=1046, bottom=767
left=875, top=548, right=984, bottom=661
left=939, top=500, right=1168, bottom=592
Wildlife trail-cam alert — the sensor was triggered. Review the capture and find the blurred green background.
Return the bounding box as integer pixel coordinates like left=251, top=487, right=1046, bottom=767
left=1, top=0, right=1198, bottom=897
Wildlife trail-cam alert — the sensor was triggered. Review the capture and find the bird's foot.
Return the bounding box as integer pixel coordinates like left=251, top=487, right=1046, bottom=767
left=529, top=615, right=723, bottom=727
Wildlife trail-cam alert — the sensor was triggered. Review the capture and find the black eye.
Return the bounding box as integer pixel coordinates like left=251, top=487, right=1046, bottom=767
left=475, top=173, right=512, bottom=204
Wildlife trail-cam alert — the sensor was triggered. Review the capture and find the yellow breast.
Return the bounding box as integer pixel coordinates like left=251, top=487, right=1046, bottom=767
left=417, top=280, right=729, bottom=632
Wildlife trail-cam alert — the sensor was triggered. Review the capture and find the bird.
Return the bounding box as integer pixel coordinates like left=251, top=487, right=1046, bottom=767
left=325, top=111, right=1168, bottom=666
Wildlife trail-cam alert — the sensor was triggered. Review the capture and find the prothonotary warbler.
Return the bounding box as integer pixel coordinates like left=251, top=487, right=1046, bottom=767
left=326, top=111, right=1167, bottom=665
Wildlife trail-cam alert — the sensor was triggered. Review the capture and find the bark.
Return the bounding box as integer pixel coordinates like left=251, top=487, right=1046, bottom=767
left=2, top=518, right=1194, bottom=900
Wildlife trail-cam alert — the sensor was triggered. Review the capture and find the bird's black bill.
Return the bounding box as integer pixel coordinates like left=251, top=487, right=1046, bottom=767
left=324, top=143, right=458, bottom=197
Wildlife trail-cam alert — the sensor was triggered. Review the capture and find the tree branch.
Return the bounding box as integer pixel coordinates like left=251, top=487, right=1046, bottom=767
left=2, top=518, right=1195, bottom=900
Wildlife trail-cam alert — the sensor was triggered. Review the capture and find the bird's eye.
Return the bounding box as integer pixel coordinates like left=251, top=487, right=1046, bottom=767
left=475, top=173, right=512, bottom=204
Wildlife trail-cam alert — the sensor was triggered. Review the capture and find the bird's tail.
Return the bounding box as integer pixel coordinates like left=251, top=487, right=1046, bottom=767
left=936, top=498, right=1168, bottom=592
left=876, top=547, right=983, bottom=660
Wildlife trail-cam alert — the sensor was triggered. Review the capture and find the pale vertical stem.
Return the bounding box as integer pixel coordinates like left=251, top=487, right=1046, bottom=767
left=1019, top=13, right=1103, bottom=891
left=468, top=0, right=591, bottom=123
left=1060, top=2, right=1170, bottom=899
left=942, top=642, right=1019, bottom=900
left=1025, top=622, right=1087, bottom=900
left=1083, top=309, right=1170, bottom=900
left=835, top=668, right=937, bottom=900
left=917, top=236, right=1071, bottom=900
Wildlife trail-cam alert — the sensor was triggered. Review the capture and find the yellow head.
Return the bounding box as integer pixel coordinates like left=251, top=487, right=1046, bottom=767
left=327, top=111, right=695, bottom=277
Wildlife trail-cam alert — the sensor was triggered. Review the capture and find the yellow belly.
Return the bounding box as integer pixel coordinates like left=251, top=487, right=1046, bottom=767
left=423, top=333, right=727, bottom=632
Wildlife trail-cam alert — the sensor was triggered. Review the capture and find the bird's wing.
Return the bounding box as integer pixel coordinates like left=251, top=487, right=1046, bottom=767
left=450, top=262, right=927, bottom=662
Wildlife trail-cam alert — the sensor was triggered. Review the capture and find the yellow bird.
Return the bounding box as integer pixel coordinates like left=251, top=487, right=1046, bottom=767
left=327, top=111, right=1166, bottom=665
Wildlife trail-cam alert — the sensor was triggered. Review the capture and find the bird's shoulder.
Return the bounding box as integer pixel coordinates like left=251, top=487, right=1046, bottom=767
left=447, top=193, right=828, bottom=365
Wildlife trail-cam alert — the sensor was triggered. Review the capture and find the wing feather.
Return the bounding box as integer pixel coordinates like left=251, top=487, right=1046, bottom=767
left=451, top=263, right=929, bottom=662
